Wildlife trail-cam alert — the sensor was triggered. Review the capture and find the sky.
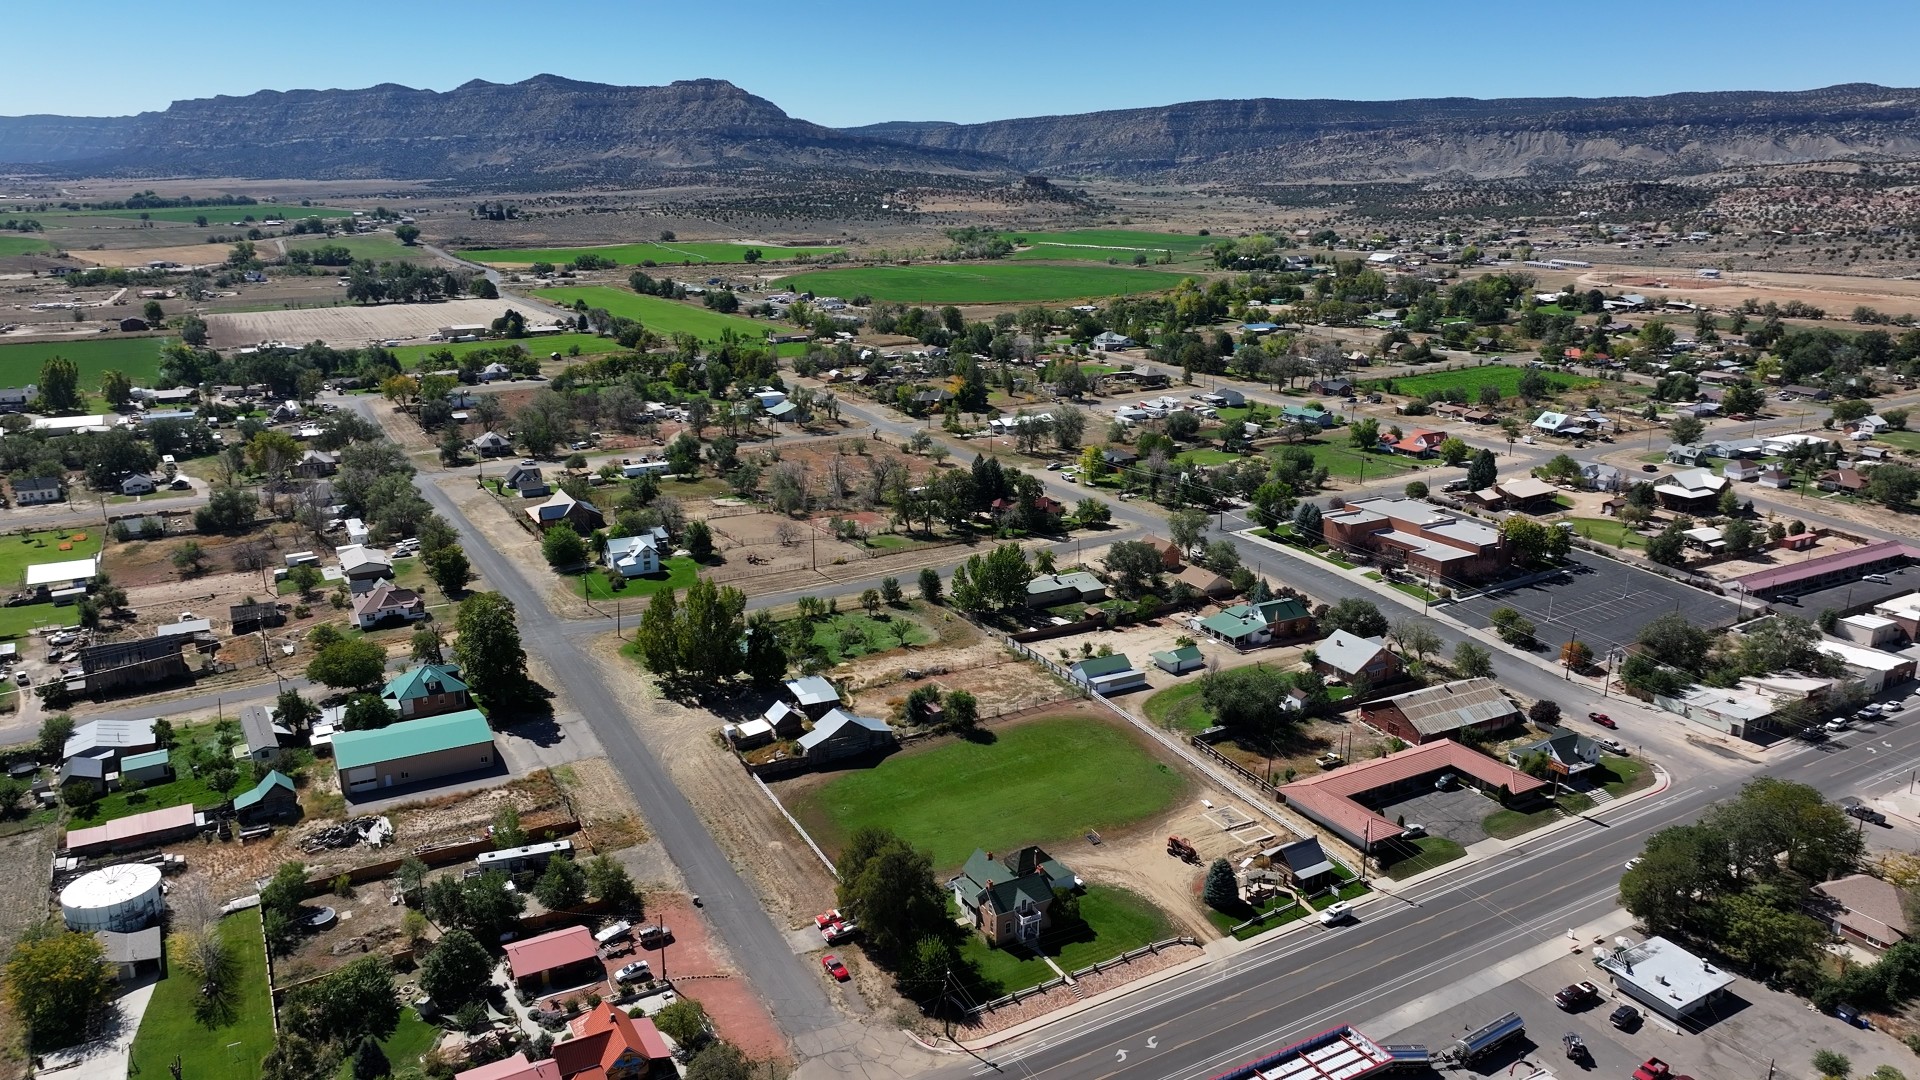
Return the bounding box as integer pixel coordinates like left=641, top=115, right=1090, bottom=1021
left=10, top=0, right=1920, bottom=126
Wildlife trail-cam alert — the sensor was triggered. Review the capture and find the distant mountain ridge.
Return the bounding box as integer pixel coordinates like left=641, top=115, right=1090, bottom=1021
left=5, top=77, right=1920, bottom=183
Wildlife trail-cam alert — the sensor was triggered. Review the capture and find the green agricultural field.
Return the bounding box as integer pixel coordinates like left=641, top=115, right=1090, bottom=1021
left=532, top=286, right=777, bottom=343
left=776, top=264, right=1189, bottom=305
left=464, top=241, right=841, bottom=266
left=74, top=204, right=354, bottom=223
left=0, top=235, right=50, bottom=257
left=790, top=713, right=1187, bottom=870
left=1001, top=228, right=1217, bottom=263
left=130, top=907, right=276, bottom=1080
left=1369, top=364, right=1597, bottom=400
left=0, top=334, right=173, bottom=388
left=389, top=333, right=623, bottom=369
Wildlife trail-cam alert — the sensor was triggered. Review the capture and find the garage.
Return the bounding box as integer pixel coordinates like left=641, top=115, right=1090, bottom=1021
left=331, top=710, right=498, bottom=801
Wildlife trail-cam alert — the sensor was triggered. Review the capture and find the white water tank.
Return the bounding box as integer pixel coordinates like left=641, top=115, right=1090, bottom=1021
left=60, top=863, right=165, bottom=932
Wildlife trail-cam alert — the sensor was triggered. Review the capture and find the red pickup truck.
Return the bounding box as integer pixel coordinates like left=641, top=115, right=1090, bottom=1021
left=1634, top=1058, right=1697, bottom=1080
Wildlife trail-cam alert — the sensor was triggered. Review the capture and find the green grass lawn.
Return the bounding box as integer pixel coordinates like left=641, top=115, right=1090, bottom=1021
left=1483, top=804, right=1564, bottom=840
left=791, top=714, right=1187, bottom=871
left=1383, top=836, right=1467, bottom=880
left=386, top=332, right=622, bottom=369
left=1369, top=365, right=1596, bottom=399
left=0, top=602, right=79, bottom=641
left=1001, top=229, right=1215, bottom=264
left=1176, top=448, right=1240, bottom=466
left=333, top=1008, right=439, bottom=1079
left=959, top=885, right=1172, bottom=995
left=789, top=611, right=931, bottom=664
left=531, top=286, right=776, bottom=343
left=1874, top=430, right=1920, bottom=453
left=69, top=755, right=253, bottom=825
left=465, top=241, right=841, bottom=265
left=1206, top=893, right=1307, bottom=939
left=1144, top=682, right=1212, bottom=734
left=956, top=934, right=1057, bottom=996
left=1568, top=517, right=1646, bottom=550
left=575, top=555, right=702, bottom=600
left=0, top=235, right=50, bottom=257
left=0, top=529, right=105, bottom=588
left=78, top=204, right=354, bottom=223
left=775, top=264, right=1189, bottom=305
left=1285, top=440, right=1431, bottom=482
left=0, top=335, right=174, bottom=388
left=130, top=907, right=274, bottom=1080
left=1388, top=581, right=1440, bottom=604
left=1596, top=755, right=1650, bottom=797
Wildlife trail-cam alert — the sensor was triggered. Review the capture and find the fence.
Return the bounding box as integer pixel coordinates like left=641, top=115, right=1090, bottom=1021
left=296, top=815, right=582, bottom=896
left=964, top=936, right=1200, bottom=1016
left=751, top=774, right=838, bottom=877
left=1188, top=738, right=1280, bottom=799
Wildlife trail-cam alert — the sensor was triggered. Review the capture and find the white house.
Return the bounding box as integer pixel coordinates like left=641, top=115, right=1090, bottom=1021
left=604, top=531, right=665, bottom=578
left=120, top=473, right=157, bottom=496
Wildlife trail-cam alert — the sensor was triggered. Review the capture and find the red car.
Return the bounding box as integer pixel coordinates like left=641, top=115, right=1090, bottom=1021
left=1587, top=712, right=1617, bottom=729
left=822, top=954, right=850, bottom=981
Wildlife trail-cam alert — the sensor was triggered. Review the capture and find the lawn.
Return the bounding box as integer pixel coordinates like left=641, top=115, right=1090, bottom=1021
left=464, top=241, right=841, bottom=266
left=388, top=332, right=623, bottom=369
left=1596, top=755, right=1650, bottom=797
left=575, top=555, right=702, bottom=600
left=0, top=529, right=105, bottom=588
left=1388, top=581, right=1440, bottom=604
left=334, top=1008, right=439, bottom=1079
left=0, top=602, right=79, bottom=641
left=0, top=335, right=174, bottom=388
left=531, top=286, right=776, bottom=344
left=69, top=752, right=254, bottom=825
left=788, top=610, right=931, bottom=664
left=1382, top=836, right=1467, bottom=880
left=0, top=235, right=50, bottom=257
left=1568, top=517, right=1646, bottom=550
left=1483, top=804, right=1564, bottom=840
left=958, top=885, right=1172, bottom=995
left=1874, top=430, right=1920, bottom=454
left=775, top=264, right=1189, bottom=305
left=76, top=204, right=354, bottom=223
left=1367, top=365, right=1596, bottom=399
left=790, top=714, right=1187, bottom=871
left=129, top=907, right=275, bottom=1080
left=1285, top=440, right=1432, bottom=482
left=1176, top=448, right=1240, bottom=466
left=1144, top=682, right=1211, bottom=734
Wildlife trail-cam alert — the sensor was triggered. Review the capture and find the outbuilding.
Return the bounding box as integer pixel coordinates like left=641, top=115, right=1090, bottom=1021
left=332, top=710, right=497, bottom=798
left=1069, top=653, right=1149, bottom=694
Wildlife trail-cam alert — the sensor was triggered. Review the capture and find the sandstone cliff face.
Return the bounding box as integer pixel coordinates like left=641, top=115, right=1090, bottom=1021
left=0, top=115, right=138, bottom=163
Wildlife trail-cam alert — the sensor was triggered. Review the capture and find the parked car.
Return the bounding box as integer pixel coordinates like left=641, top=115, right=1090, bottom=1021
left=1400, top=824, right=1427, bottom=839
left=1845, top=803, right=1888, bottom=826
left=1318, top=901, right=1355, bottom=926
left=1827, top=718, right=1852, bottom=732
left=614, top=960, right=652, bottom=984
left=1434, top=772, right=1458, bottom=791
left=821, top=954, right=850, bottom=981
left=636, top=924, right=672, bottom=947
left=1599, top=738, right=1628, bottom=755
left=1554, top=981, right=1601, bottom=1010
left=1610, top=1004, right=1642, bottom=1030
left=1624, top=857, right=1643, bottom=871
left=1588, top=712, right=1617, bottom=729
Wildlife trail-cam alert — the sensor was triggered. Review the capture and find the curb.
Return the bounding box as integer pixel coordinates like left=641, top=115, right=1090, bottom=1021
left=957, top=947, right=1215, bottom=1052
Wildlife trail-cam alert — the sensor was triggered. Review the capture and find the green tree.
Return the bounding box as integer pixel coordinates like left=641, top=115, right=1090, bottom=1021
left=410, top=624, right=445, bottom=664
left=351, top=1037, right=390, bottom=1080
left=686, top=1041, right=752, bottom=1080
left=880, top=576, right=903, bottom=605
left=282, top=954, right=399, bottom=1046
left=1203, top=858, right=1238, bottom=910
left=585, top=855, right=640, bottom=914
left=1710, top=885, right=1828, bottom=976
left=1488, top=606, right=1537, bottom=647
left=1103, top=539, right=1165, bottom=599
left=533, top=856, right=588, bottom=910
left=654, top=998, right=710, bottom=1050
left=1644, top=521, right=1689, bottom=567
left=835, top=826, right=951, bottom=960
left=37, top=713, right=75, bottom=760
left=1813, top=1050, right=1852, bottom=1079
left=635, top=586, right=681, bottom=677
left=677, top=577, right=746, bottom=683
left=685, top=520, right=714, bottom=562
left=742, top=609, right=787, bottom=686
left=1168, top=509, right=1210, bottom=554
left=342, top=693, right=396, bottom=731
left=37, top=355, right=81, bottom=412
left=1669, top=415, right=1705, bottom=448
left=1292, top=501, right=1323, bottom=543
left=99, top=369, right=134, bottom=407
left=1465, top=448, right=1497, bottom=491
left=491, top=805, right=527, bottom=849
left=918, top=567, right=943, bottom=604
left=5, top=927, right=114, bottom=1049
left=541, top=524, right=587, bottom=568
left=393, top=224, right=421, bottom=245
left=418, top=929, right=490, bottom=1007
left=1347, top=418, right=1380, bottom=450
left=288, top=562, right=324, bottom=597
left=1322, top=597, right=1388, bottom=638
left=306, top=638, right=388, bottom=690
left=1438, top=436, right=1471, bottom=466
left=945, top=690, right=979, bottom=729
left=453, top=592, right=529, bottom=707
left=425, top=545, right=472, bottom=596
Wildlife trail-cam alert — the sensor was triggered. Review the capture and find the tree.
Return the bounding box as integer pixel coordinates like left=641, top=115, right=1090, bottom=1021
left=686, top=1041, right=752, bottom=1080
left=1438, top=437, right=1471, bottom=466
left=656, top=998, right=710, bottom=1050
left=1710, top=885, right=1828, bottom=977
left=860, top=588, right=883, bottom=617
left=1292, top=501, right=1323, bottom=543
left=945, top=689, right=980, bottom=729
left=1669, top=414, right=1705, bottom=448
left=99, top=368, right=134, bottom=407
left=491, top=805, right=528, bottom=849
left=1347, top=417, right=1379, bottom=451
left=172, top=539, right=208, bottom=575
left=306, top=638, right=388, bottom=690
left=1644, top=521, right=1688, bottom=567
left=742, top=610, right=787, bottom=686
left=533, top=856, right=588, bottom=910
left=418, top=929, right=490, bottom=1007
left=351, top=1037, right=390, bottom=1080
left=1322, top=597, right=1387, bottom=639
left=1528, top=699, right=1562, bottom=727
left=288, top=562, right=324, bottom=597
left=425, top=545, right=472, bottom=596
left=918, top=567, right=943, bottom=604
left=1201, top=665, right=1299, bottom=733
left=1488, top=606, right=1537, bottom=647
left=677, top=577, right=746, bottom=683
left=342, top=693, right=396, bottom=731
left=394, top=224, right=421, bottom=245
left=1104, top=540, right=1165, bottom=599
left=410, top=624, right=446, bottom=664
left=1453, top=640, right=1493, bottom=678
left=1168, top=509, right=1210, bottom=554
left=5, top=928, right=114, bottom=1048
left=37, top=355, right=81, bottom=412
left=634, top=586, right=681, bottom=678
left=880, top=576, right=903, bottom=605
left=541, top=524, right=587, bottom=568
left=1813, top=1050, right=1853, bottom=1080
left=1869, top=464, right=1920, bottom=511
left=453, top=592, right=529, bottom=706
left=37, top=713, right=75, bottom=760
left=1465, top=448, right=1497, bottom=491
left=282, top=955, right=399, bottom=1046
left=1203, top=858, right=1238, bottom=911
left=1560, top=639, right=1592, bottom=672
left=1390, top=619, right=1442, bottom=664
left=835, top=826, right=950, bottom=960
left=585, top=855, right=640, bottom=914
left=685, top=520, right=714, bottom=562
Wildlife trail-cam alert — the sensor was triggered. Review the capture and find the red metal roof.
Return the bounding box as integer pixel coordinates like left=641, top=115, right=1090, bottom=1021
left=504, top=925, right=598, bottom=981
left=455, top=1054, right=561, bottom=1080
left=62, top=803, right=195, bottom=852
left=1735, top=540, right=1920, bottom=592
left=1282, top=741, right=1548, bottom=844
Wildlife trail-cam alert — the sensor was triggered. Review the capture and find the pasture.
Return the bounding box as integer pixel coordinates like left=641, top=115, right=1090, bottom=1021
left=1368, top=364, right=1597, bottom=399
left=531, top=286, right=776, bottom=343
left=463, top=241, right=841, bottom=266
left=73, top=204, right=354, bottom=223
left=775, top=263, right=1188, bottom=304
left=0, top=529, right=105, bottom=589
left=786, top=712, right=1187, bottom=871
left=1001, top=228, right=1216, bottom=263
left=0, top=335, right=172, bottom=387
left=284, top=233, right=423, bottom=262
left=390, top=332, right=623, bottom=369
left=0, top=235, right=50, bottom=257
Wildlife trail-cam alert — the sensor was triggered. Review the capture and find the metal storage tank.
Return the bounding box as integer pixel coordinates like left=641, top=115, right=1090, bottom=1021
left=60, top=863, right=165, bottom=932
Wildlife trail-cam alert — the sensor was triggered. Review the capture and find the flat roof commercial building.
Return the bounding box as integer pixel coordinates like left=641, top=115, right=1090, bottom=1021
left=1594, top=936, right=1735, bottom=1022
left=1281, top=741, right=1548, bottom=851
left=1321, top=497, right=1509, bottom=583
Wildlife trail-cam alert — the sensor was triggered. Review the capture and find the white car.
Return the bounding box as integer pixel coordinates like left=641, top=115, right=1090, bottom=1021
left=1826, top=718, right=1851, bottom=733
left=614, top=960, right=652, bottom=983
left=1319, top=901, right=1355, bottom=925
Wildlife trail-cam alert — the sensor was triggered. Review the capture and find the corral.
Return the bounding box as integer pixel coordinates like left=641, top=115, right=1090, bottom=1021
left=202, top=298, right=538, bottom=348
left=775, top=263, right=1190, bottom=304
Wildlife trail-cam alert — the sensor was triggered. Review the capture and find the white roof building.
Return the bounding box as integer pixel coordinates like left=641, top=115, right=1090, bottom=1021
left=25, top=555, right=101, bottom=588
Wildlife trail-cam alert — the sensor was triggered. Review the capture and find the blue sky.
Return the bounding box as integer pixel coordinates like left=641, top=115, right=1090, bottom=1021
left=11, top=0, right=1919, bottom=125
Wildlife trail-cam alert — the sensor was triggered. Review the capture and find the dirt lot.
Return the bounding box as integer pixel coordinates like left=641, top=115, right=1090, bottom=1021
left=1696, top=529, right=1867, bottom=583
left=204, top=298, right=549, bottom=349
left=636, top=897, right=789, bottom=1064
left=1575, top=262, right=1920, bottom=320
left=842, top=611, right=1076, bottom=721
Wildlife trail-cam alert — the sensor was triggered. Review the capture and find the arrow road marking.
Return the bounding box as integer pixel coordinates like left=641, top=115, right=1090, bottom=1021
left=1147, top=1037, right=1159, bottom=1049
left=1116, top=1049, right=1128, bottom=1063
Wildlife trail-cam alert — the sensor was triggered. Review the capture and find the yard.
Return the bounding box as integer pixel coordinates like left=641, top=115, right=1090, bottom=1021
left=530, top=286, right=778, bottom=344
left=462, top=241, right=841, bottom=265
left=774, top=264, right=1188, bottom=305
left=957, top=884, right=1173, bottom=996
left=0, top=529, right=105, bottom=588
left=1568, top=517, right=1646, bottom=550
left=67, top=720, right=270, bottom=826
left=574, top=555, right=701, bottom=600
left=1380, top=835, right=1468, bottom=880
left=784, top=609, right=932, bottom=664
left=0, top=336, right=173, bottom=388
left=1873, top=430, right=1920, bottom=454
left=332, top=1008, right=439, bottom=1079
left=1281, top=439, right=1435, bottom=483
left=1367, top=364, right=1596, bottom=400
left=786, top=713, right=1188, bottom=871
left=387, top=333, right=623, bottom=369
left=283, top=233, right=425, bottom=263
left=0, top=601, right=79, bottom=641
left=128, top=907, right=275, bottom=1080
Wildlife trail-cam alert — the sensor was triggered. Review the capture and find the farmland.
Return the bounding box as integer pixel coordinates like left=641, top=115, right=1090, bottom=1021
left=0, top=235, right=50, bottom=257
left=530, top=286, right=778, bottom=343
left=0, top=335, right=174, bottom=387
left=1367, top=364, right=1597, bottom=399
left=68, top=204, right=355, bottom=223
left=776, top=263, right=1189, bottom=304
left=390, top=332, right=624, bottom=369
left=463, top=241, right=841, bottom=266
left=283, top=233, right=423, bottom=262
left=787, top=713, right=1187, bottom=870
left=1001, top=229, right=1217, bottom=264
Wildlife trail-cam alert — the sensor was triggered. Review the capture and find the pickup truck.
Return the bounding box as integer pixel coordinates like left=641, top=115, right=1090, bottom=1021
left=1633, top=1057, right=1697, bottom=1080
left=1553, top=980, right=1600, bottom=1010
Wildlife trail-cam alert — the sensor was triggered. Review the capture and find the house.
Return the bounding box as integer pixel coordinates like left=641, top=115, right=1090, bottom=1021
left=1493, top=477, right=1559, bottom=512
left=119, top=473, right=157, bottom=496
left=1361, top=678, right=1521, bottom=744
left=1069, top=653, right=1148, bottom=694
left=333, top=709, right=497, bottom=797
left=229, top=601, right=282, bottom=633
left=1309, top=377, right=1354, bottom=397
left=119, top=748, right=173, bottom=786
left=1175, top=563, right=1234, bottom=598
left=76, top=638, right=190, bottom=694
left=1262, top=836, right=1338, bottom=892
left=472, top=431, right=515, bottom=456
left=950, top=846, right=1080, bottom=946
left=96, top=927, right=164, bottom=984
left=381, top=663, right=471, bottom=719
left=1652, top=467, right=1729, bottom=512
left=504, top=464, right=549, bottom=498
left=1782, top=385, right=1832, bottom=401
left=1665, top=444, right=1708, bottom=467
left=1533, top=412, right=1584, bottom=437
left=1836, top=614, right=1904, bottom=648
left=296, top=449, right=338, bottom=478
left=1322, top=497, right=1509, bottom=582
left=1092, top=331, right=1134, bottom=351
left=336, top=545, right=394, bottom=585
left=1723, top=458, right=1761, bottom=482
left=238, top=704, right=286, bottom=762
left=1312, top=630, right=1401, bottom=686
left=1151, top=644, right=1205, bottom=675
left=57, top=754, right=115, bottom=793
left=1025, top=571, right=1108, bottom=609
left=1101, top=448, right=1138, bottom=468
left=783, top=675, right=843, bottom=719
left=796, top=708, right=896, bottom=762
left=456, top=1055, right=563, bottom=1080
left=232, top=770, right=298, bottom=824
left=504, top=925, right=602, bottom=992
left=1279, top=405, right=1337, bottom=429
left=63, top=717, right=159, bottom=764
left=553, top=1001, right=673, bottom=1080
left=526, top=490, right=604, bottom=533
left=26, top=555, right=101, bottom=592
left=480, top=362, right=514, bottom=383
left=1200, top=597, right=1314, bottom=650
left=352, top=583, right=428, bottom=630
left=1856, top=415, right=1891, bottom=435
left=1819, top=468, right=1869, bottom=493
left=1813, top=874, right=1911, bottom=952
left=1594, top=937, right=1734, bottom=1022
left=1387, top=429, right=1445, bottom=457
left=12, top=476, right=63, bottom=506
left=1758, top=466, right=1793, bottom=489
left=604, top=532, right=664, bottom=578
left=1578, top=462, right=1623, bottom=493
left=1280, top=740, right=1548, bottom=851
left=1816, top=640, right=1914, bottom=695
left=1507, top=730, right=1603, bottom=777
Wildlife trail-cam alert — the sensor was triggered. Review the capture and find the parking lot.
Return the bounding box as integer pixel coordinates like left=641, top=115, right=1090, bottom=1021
left=1366, top=784, right=1497, bottom=847
left=1453, top=553, right=1741, bottom=655
left=1383, top=948, right=1910, bottom=1080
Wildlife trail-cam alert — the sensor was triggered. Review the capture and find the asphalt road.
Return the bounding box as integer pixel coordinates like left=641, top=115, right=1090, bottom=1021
left=926, top=712, right=1920, bottom=1080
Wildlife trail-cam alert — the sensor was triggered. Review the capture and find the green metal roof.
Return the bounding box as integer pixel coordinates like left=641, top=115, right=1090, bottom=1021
left=120, top=748, right=172, bottom=772
left=381, top=663, right=467, bottom=703
left=233, top=770, right=294, bottom=810
left=1073, top=653, right=1136, bottom=678
left=1201, top=610, right=1266, bottom=639
left=1152, top=645, right=1203, bottom=666
left=333, top=710, right=493, bottom=771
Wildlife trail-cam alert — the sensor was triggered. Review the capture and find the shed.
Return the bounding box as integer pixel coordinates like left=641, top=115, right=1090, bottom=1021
left=238, top=705, right=283, bottom=762
left=1069, top=653, right=1148, bottom=694
left=96, top=926, right=164, bottom=983
left=1151, top=645, right=1205, bottom=675
left=332, top=710, right=497, bottom=798
left=797, top=709, right=895, bottom=762
left=232, top=770, right=298, bottom=824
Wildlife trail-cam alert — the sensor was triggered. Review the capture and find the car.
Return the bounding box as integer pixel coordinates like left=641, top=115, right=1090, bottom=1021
left=1624, top=857, right=1643, bottom=871
left=12, top=672, right=28, bottom=686
left=1641, top=463, right=1660, bottom=472
left=1827, top=718, right=1852, bottom=732
left=520, top=459, right=537, bottom=467
left=1315, top=752, right=1345, bottom=769
left=1845, top=803, right=1888, bottom=826
left=1400, top=823, right=1427, bottom=839
left=821, top=954, right=850, bottom=981
left=1600, top=738, right=1628, bottom=754
left=569, top=440, right=589, bottom=451
left=636, top=924, right=672, bottom=947
left=1434, top=772, right=1457, bottom=791
left=1046, top=462, right=1063, bottom=471
left=1554, top=980, right=1601, bottom=1010
left=814, top=909, right=860, bottom=943
left=1610, top=1004, right=1642, bottom=1030
left=1318, top=901, right=1355, bottom=925
left=1795, top=725, right=1830, bottom=742
left=614, top=960, right=652, bottom=984
left=1587, top=712, right=1617, bottom=729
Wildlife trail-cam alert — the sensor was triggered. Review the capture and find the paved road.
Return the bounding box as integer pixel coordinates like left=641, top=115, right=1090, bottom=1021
left=924, top=712, right=1920, bottom=1080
